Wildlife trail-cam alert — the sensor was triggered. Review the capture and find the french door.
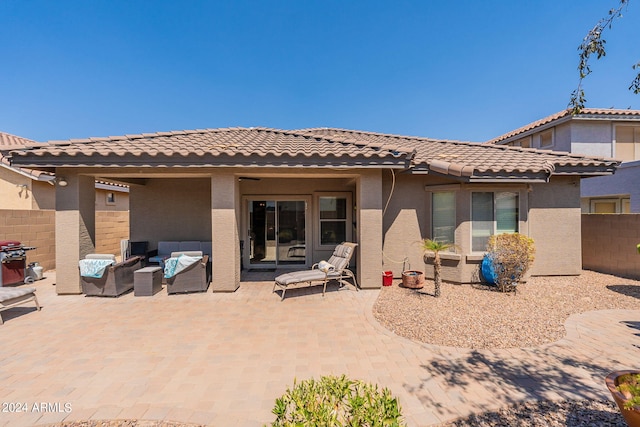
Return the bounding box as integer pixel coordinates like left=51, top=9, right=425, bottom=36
left=245, top=197, right=309, bottom=269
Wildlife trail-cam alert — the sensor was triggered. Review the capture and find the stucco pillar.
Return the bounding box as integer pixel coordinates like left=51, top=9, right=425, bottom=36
left=357, top=170, right=383, bottom=289
left=211, top=172, right=240, bottom=292
left=55, top=173, right=95, bottom=294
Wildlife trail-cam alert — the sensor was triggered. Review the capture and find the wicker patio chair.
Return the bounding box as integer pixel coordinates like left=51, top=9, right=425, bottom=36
left=80, top=254, right=142, bottom=297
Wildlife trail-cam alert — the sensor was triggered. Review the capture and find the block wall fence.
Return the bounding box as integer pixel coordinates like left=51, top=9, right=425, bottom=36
left=582, top=214, right=640, bottom=280
left=0, top=209, right=129, bottom=271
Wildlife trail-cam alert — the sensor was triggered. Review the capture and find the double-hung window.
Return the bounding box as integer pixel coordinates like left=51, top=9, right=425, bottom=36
left=432, top=191, right=456, bottom=244
left=318, top=194, right=351, bottom=246
left=471, top=192, right=519, bottom=252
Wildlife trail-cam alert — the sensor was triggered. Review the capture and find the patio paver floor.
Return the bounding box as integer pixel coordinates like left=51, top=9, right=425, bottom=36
left=0, top=271, right=638, bottom=426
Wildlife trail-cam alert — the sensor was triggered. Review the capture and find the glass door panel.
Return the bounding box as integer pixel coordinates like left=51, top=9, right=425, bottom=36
left=248, top=199, right=307, bottom=267
left=277, top=201, right=306, bottom=265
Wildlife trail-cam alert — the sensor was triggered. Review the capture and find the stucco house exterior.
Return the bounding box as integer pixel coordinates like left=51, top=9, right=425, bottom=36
left=487, top=108, right=640, bottom=213
left=2, top=127, right=618, bottom=294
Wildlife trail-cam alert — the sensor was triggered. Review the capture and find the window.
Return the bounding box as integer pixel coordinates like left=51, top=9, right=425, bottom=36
left=472, top=192, right=519, bottom=251
left=588, top=197, right=631, bottom=214
left=318, top=195, right=350, bottom=246
left=540, top=130, right=554, bottom=148
left=512, top=137, right=531, bottom=148
left=432, top=192, right=455, bottom=244
left=615, top=126, right=640, bottom=162
left=106, top=192, right=116, bottom=205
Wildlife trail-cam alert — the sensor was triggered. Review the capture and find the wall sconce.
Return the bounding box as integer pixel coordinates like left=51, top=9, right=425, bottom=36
left=56, top=177, right=68, bottom=187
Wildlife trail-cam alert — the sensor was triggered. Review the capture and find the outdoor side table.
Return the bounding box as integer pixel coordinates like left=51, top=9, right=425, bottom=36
left=134, top=266, right=162, bottom=296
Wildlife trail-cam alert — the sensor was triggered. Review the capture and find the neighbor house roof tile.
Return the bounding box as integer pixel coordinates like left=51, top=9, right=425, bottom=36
left=0, top=132, right=54, bottom=181
left=487, top=108, right=640, bottom=144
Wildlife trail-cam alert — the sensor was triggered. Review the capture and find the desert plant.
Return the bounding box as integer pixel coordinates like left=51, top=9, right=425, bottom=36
left=618, top=372, right=640, bottom=410
left=421, top=239, right=455, bottom=297
left=486, top=233, right=535, bottom=292
left=269, top=374, right=405, bottom=427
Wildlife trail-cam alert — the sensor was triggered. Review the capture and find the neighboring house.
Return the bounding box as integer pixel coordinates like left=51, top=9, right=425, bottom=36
left=2, top=127, right=618, bottom=294
left=0, top=132, right=130, bottom=211
left=487, top=108, right=640, bottom=213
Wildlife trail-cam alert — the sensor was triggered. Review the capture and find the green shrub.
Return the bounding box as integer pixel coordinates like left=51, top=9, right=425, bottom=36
left=269, top=374, right=406, bottom=427
left=486, top=233, right=535, bottom=292
left=617, top=373, right=640, bottom=410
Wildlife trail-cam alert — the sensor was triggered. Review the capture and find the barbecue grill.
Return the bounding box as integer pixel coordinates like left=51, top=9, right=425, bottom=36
left=0, top=240, right=36, bottom=286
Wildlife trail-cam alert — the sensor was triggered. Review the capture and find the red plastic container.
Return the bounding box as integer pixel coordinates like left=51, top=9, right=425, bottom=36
left=382, top=271, right=393, bottom=286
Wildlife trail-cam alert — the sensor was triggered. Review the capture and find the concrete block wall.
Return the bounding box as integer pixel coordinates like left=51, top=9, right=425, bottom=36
left=582, top=214, right=640, bottom=279
left=0, top=209, right=56, bottom=270
left=0, top=209, right=129, bottom=272
left=95, top=211, right=130, bottom=255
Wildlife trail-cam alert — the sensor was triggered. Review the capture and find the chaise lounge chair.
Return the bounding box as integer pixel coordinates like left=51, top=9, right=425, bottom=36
left=273, top=242, right=358, bottom=301
left=0, top=286, right=40, bottom=324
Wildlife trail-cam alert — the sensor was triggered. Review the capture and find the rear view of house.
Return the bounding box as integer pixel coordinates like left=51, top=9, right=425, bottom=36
left=2, top=127, right=618, bottom=293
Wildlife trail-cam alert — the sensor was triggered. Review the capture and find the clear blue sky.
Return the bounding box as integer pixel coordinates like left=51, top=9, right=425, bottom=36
left=1, top=0, right=639, bottom=143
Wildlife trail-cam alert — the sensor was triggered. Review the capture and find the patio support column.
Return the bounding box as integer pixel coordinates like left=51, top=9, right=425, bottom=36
left=356, top=170, right=383, bottom=289
left=211, top=172, right=240, bottom=292
left=55, top=172, right=95, bottom=294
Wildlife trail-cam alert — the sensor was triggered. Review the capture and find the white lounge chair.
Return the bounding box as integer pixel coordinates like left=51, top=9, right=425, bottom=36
left=0, top=286, right=40, bottom=324
left=273, top=242, right=358, bottom=301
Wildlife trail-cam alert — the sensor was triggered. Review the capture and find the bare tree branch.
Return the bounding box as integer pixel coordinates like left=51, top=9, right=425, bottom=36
left=569, top=0, right=639, bottom=114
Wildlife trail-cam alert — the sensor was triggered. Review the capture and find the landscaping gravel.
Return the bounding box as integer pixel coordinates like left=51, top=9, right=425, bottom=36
left=435, top=399, right=626, bottom=426
left=373, top=270, right=640, bottom=349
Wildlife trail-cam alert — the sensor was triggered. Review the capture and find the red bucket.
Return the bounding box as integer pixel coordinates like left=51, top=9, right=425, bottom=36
left=382, top=271, right=393, bottom=286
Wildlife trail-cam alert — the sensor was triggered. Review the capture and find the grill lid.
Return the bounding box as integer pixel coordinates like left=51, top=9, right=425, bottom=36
left=0, top=240, right=21, bottom=250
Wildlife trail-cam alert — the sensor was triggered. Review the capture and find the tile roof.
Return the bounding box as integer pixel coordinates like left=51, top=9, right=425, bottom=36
left=0, top=132, right=53, bottom=181
left=487, top=108, right=640, bottom=144
left=298, top=128, right=619, bottom=180
left=4, top=126, right=619, bottom=182
left=4, top=127, right=413, bottom=169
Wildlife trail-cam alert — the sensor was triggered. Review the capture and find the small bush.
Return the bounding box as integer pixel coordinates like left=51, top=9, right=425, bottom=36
left=269, top=374, right=406, bottom=427
left=486, top=233, right=535, bottom=292
left=617, top=373, right=640, bottom=410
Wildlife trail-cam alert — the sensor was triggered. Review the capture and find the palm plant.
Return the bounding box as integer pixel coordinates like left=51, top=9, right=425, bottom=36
left=421, top=239, right=455, bottom=297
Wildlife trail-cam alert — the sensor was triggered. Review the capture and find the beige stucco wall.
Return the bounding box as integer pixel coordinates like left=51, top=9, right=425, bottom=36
left=129, top=178, right=212, bottom=251
left=381, top=175, right=582, bottom=283
left=95, top=187, right=129, bottom=211
left=0, top=167, right=33, bottom=209
left=582, top=213, right=640, bottom=279
left=528, top=177, right=582, bottom=276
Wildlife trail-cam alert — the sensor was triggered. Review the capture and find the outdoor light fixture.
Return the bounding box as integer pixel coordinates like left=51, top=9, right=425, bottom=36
left=56, top=177, right=68, bottom=187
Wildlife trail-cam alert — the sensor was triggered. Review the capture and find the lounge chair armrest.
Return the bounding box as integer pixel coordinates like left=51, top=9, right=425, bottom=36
left=311, top=263, right=319, bottom=269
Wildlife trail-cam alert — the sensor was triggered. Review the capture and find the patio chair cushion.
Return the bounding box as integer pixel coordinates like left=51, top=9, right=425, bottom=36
left=164, top=253, right=203, bottom=279
left=79, top=255, right=116, bottom=278
left=0, top=286, right=37, bottom=302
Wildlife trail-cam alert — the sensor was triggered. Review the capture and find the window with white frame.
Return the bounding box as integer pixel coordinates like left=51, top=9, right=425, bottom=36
left=588, top=197, right=631, bottom=214
left=471, top=191, right=519, bottom=252
left=317, top=194, right=351, bottom=246
left=432, top=191, right=456, bottom=244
